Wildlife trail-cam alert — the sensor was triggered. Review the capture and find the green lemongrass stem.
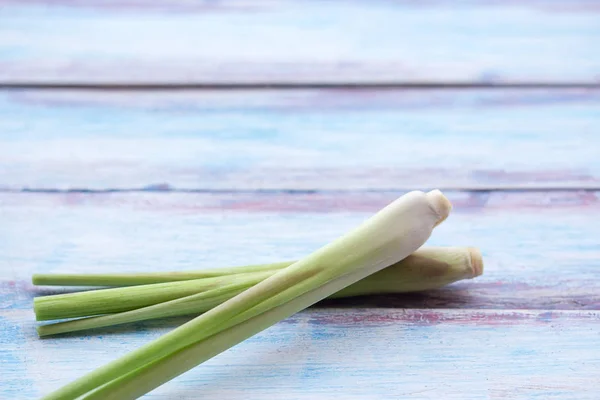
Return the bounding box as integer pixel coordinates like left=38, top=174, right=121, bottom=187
left=34, top=271, right=274, bottom=321
left=83, top=241, right=470, bottom=399
left=32, top=261, right=293, bottom=287
left=42, top=190, right=450, bottom=400
left=33, top=245, right=479, bottom=322
left=37, top=247, right=482, bottom=337
left=37, top=282, right=251, bottom=337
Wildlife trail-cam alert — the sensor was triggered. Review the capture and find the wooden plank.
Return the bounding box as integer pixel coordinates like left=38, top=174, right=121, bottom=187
left=2, top=192, right=599, bottom=310
left=2, top=88, right=600, bottom=191
left=2, top=308, right=599, bottom=399
left=1, top=2, right=600, bottom=84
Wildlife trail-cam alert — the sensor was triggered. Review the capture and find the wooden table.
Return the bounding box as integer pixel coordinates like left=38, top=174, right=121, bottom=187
left=1, top=2, right=599, bottom=398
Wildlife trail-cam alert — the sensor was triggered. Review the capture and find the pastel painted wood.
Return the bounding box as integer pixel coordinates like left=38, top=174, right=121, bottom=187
left=1, top=2, right=599, bottom=395
left=2, top=308, right=599, bottom=399
left=1, top=88, right=600, bottom=191
left=2, top=192, right=599, bottom=311
left=1, top=1, right=600, bottom=84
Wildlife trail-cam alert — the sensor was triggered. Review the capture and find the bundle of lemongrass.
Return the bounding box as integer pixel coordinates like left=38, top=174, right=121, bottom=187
left=34, top=190, right=483, bottom=399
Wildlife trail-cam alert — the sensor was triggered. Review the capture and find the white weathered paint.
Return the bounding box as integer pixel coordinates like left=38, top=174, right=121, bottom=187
left=1, top=1, right=600, bottom=83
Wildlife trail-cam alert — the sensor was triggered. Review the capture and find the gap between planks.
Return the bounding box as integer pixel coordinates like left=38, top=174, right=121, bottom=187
left=1, top=190, right=599, bottom=212
left=3, top=186, right=600, bottom=193
left=2, top=83, right=600, bottom=90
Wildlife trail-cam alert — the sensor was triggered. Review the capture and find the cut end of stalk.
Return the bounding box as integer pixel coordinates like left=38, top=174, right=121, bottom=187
left=468, top=247, right=484, bottom=278
left=32, top=274, right=45, bottom=285
left=33, top=298, right=45, bottom=321
left=36, top=323, right=62, bottom=339
left=36, top=325, right=49, bottom=338
left=425, top=189, right=452, bottom=227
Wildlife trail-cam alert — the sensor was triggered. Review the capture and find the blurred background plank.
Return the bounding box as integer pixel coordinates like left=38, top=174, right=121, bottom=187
left=2, top=88, right=599, bottom=191
left=2, top=1, right=600, bottom=85
left=2, top=191, right=599, bottom=310
left=3, top=308, right=599, bottom=398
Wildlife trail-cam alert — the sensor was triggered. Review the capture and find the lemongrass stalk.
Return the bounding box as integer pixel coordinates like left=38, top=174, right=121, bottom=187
left=34, top=271, right=273, bottom=321
left=37, top=282, right=251, bottom=337
left=37, top=247, right=482, bottom=337
left=83, top=271, right=379, bottom=400
left=33, top=245, right=478, bottom=321
left=332, top=246, right=483, bottom=298
left=83, top=240, right=470, bottom=399
left=42, top=190, right=450, bottom=400
left=30, top=245, right=481, bottom=289
left=32, top=261, right=292, bottom=286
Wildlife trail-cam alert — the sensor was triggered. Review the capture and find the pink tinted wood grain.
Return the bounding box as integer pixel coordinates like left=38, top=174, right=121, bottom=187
left=1, top=191, right=599, bottom=310
left=1, top=1, right=600, bottom=84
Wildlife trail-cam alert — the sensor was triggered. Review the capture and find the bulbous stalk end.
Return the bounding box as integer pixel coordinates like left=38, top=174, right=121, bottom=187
left=425, top=189, right=452, bottom=227
left=468, top=247, right=484, bottom=277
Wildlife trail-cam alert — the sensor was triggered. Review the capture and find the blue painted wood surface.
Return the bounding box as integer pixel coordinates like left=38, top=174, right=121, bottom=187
left=2, top=307, right=599, bottom=398
left=1, top=88, right=600, bottom=191
left=1, top=1, right=600, bottom=84
left=1, top=87, right=600, bottom=396
left=2, top=2, right=600, bottom=398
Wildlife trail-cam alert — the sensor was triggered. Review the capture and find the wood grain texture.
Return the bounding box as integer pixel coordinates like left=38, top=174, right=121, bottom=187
left=2, top=2, right=600, bottom=84
left=2, top=308, right=599, bottom=399
left=2, top=192, right=599, bottom=310
left=2, top=88, right=600, bottom=191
